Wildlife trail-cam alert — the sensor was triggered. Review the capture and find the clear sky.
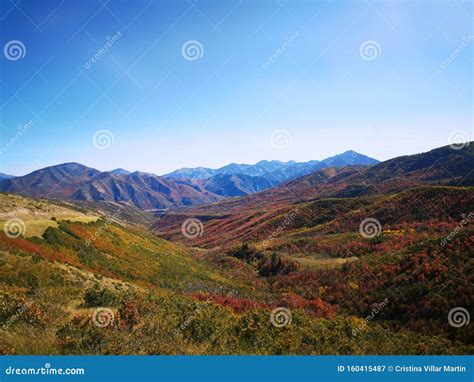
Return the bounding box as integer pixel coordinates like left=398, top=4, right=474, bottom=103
left=0, top=0, right=472, bottom=176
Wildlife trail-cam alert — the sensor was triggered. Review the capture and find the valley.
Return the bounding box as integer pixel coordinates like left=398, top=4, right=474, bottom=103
left=0, top=143, right=472, bottom=355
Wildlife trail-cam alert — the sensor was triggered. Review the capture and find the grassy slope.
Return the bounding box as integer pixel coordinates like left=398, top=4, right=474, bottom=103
left=0, top=193, right=99, bottom=238
left=156, top=186, right=473, bottom=250
left=1, top=192, right=471, bottom=354
left=1, top=247, right=470, bottom=355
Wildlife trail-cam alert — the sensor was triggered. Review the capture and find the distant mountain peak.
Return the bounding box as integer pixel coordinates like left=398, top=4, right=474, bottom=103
left=320, top=151, right=379, bottom=167
left=163, top=151, right=379, bottom=183
left=47, top=162, right=89, bottom=169
left=340, top=150, right=367, bottom=157
left=256, top=159, right=283, bottom=165
left=0, top=150, right=381, bottom=208
left=0, top=144, right=469, bottom=211
left=109, top=168, right=131, bottom=175
left=130, top=170, right=157, bottom=177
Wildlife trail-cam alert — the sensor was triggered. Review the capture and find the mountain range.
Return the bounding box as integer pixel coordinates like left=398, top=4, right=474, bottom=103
left=0, top=150, right=379, bottom=209
left=152, top=143, right=474, bottom=246
left=2, top=144, right=471, bottom=213
left=163, top=150, right=379, bottom=182
left=0, top=142, right=473, bottom=356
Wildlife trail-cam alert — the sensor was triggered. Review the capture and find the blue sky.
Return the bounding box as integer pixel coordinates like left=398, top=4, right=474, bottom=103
left=0, top=0, right=472, bottom=176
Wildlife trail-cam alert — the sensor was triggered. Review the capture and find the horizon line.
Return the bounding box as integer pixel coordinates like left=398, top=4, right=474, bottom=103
left=3, top=148, right=379, bottom=177
left=4, top=141, right=470, bottom=178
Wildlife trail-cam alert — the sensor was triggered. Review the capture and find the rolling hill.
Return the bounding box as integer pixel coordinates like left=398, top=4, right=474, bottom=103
left=0, top=163, right=222, bottom=210
left=71, top=171, right=221, bottom=209
left=0, top=163, right=100, bottom=199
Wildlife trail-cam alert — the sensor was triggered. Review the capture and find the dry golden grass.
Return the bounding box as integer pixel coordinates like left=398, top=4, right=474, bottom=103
left=0, top=193, right=98, bottom=237
left=297, top=256, right=358, bottom=270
